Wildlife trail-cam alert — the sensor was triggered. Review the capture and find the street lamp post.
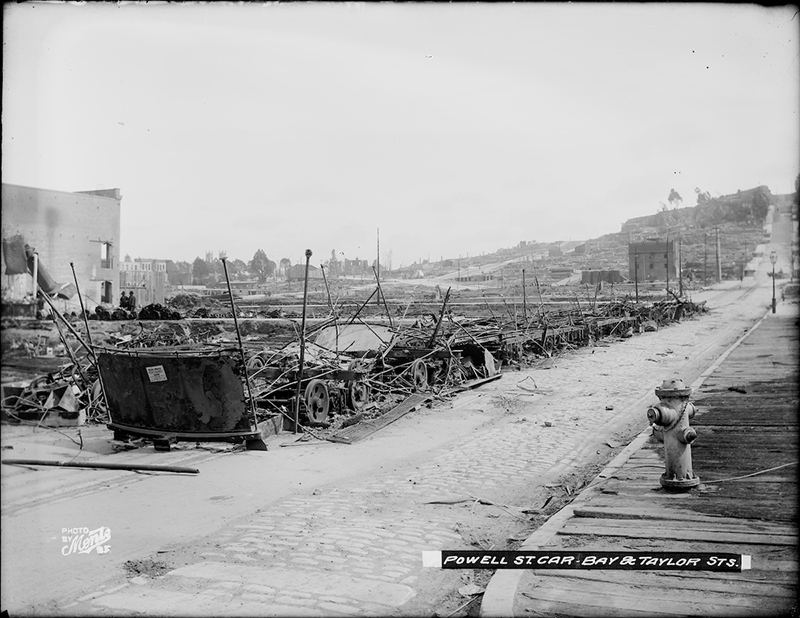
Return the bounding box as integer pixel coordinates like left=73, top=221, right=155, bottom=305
left=770, top=250, right=777, bottom=314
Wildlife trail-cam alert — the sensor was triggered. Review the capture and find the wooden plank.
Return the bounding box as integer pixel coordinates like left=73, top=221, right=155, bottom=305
left=544, top=537, right=798, bottom=578
left=565, top=517, right=797, bottom=537
left=582, top=496, right=798, bottom=521
left=558, top=523, right=797, bottom=546
left=517, top=596, right=657, bottom=618
left=452, top=373, right=502, bottom=391
left=532, top=568, right=798, bottom=598
left=518, top=574, right=790, bottom=616
left=572, top=507, right=795, bottom=528
left=565, top=515, right=797, bottom=536
left=327, top=393, right=430, bottom=443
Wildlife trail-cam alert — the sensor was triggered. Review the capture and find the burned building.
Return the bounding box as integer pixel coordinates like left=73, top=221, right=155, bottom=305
left=581, top=269, right=623, bottom=285
left=1, top=184, right=122, bottom=310
left=628, top=239, right=679, bottom=283
left=120, top=256, right=169, bottom=307
left=286, top=263, right=323, bottom=282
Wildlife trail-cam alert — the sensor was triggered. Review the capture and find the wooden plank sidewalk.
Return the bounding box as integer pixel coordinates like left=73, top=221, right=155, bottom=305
left=512, top=313, right=798, bottom=617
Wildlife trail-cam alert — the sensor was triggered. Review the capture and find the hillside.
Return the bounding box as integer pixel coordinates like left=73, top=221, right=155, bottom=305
left=392, top=185, right=793, bottom=286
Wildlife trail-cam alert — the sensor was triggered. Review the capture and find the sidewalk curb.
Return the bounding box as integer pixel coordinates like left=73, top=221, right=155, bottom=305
left=479, top=426, right=653, bottom=618
left=479, top=308, right=771, bottom=618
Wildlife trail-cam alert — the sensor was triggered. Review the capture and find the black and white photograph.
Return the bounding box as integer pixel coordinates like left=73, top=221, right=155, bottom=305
left=1, top=2, right=798, bottom=616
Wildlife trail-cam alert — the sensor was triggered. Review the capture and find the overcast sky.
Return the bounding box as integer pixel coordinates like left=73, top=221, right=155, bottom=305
left=3, top=2, right=798, bottom=269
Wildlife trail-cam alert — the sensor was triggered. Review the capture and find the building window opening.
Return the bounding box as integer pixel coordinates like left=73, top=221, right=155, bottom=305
left=101, top=280, right=113, bottom=304
left=100, top=242, right=113, bottom=269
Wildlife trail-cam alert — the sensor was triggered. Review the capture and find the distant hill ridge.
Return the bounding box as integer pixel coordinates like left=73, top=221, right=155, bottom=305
left=620, top=185, right=773, bottom=233
left=400, top=185, right=789, bottom=273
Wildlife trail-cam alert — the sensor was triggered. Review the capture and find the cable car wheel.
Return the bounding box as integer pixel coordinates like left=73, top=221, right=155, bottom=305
left=304, top=379, right=331, bottom=423
left=411, top=359, right=429, bottom=391
left=348, top=381, right=370, bottom=411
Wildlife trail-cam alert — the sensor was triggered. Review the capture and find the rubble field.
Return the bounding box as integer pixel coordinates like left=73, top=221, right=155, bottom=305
left=1, top=285, right=708, bottom=448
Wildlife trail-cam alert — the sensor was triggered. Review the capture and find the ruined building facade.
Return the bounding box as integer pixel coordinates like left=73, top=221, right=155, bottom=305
left=1, top=183, right=122, bottom=309
left=120, top=256, right=169, bottom=307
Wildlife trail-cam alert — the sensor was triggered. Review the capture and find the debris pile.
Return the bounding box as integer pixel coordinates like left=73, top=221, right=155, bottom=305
left=2, top=279, right=709, bottom=445
left=137, top=303, right=182, bottom=320
left=2, top=293, right=109, bottom=427
left=167, top=294, right=230, bottom=318
left=88, top=305, right=137, bottom=321
left=107, top=322, right=194, bottom=348
left=242, top=289, right=709, bottom=441
left=1, top=360, right=103, bottom=426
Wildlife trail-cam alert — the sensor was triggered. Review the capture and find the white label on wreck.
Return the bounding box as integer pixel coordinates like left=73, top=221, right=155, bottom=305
left=62, top=527, right=112, bottom=555
left=146, top=365, right=168, bottom=382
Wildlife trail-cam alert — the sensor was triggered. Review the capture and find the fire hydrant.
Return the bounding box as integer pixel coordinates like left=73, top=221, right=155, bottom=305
left=647, top=378, right=700, bottom=491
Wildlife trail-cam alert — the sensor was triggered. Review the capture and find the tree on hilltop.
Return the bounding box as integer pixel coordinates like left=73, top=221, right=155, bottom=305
left=750, top=186, right=771, bottom=221
left=695, top=187, right=711, bottom=206
left=668, top=189, right=683, bottom=209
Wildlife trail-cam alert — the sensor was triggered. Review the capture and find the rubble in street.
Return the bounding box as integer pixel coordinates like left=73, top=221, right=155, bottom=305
left=1, top=282, right=708, bottom=448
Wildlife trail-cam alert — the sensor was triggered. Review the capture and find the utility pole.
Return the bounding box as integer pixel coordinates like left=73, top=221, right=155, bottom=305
left=678, top=235, right=683, bottom=296
left=293, top=249, right=313, bottom=434
left=376, top=228, right=380, bottom=306
left=715, top=227, right=721, bottom=283
left=743, top=242, right=748, bottom=279
left=634, top=247, right=639, bottom=303
left=665, top=231, right=670, bottom=298
left=704, top=232, right=707, bottom=287
left=522, top=268, right=528, bottom=323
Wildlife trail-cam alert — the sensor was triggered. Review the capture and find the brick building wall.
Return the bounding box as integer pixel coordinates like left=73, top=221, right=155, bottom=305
left=628, top=239, right=679, bottom=283
left=1, top=183, right=121, bottom=309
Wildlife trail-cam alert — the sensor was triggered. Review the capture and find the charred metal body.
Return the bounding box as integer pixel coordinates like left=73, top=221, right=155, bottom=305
left=98, top=345, right=264, bottom=443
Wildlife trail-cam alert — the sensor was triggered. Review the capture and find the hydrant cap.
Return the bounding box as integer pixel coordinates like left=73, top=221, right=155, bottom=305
left=655, top=378, right=692, bottom=398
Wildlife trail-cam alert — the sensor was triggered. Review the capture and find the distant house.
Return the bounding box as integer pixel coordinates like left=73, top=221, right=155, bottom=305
left=206, top=279, right=262, bottom=297
left=549, top=267, right=573, bottom=279
left=120, top=256, right=170, bottom=306
left=628, top=239, right=679, bottom=282
left=287, top=264, right=323, bottom=281
left=342, top=258, right=369, bottom=277
left=456, top=272, right=495, bottom=283
left=581, top=270, right=623, bottom=284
